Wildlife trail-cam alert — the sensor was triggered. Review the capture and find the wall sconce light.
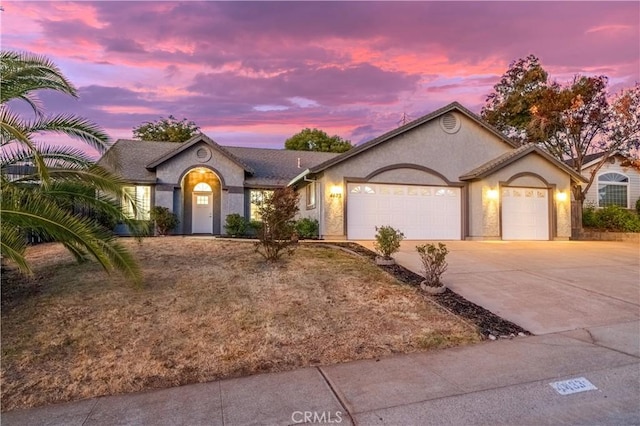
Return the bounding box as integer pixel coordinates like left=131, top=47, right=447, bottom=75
left=486, top=189, right=499, bottom=200
left=330, top=185, right=343, bottom=198
left=556, top=191, right=567, bottom=202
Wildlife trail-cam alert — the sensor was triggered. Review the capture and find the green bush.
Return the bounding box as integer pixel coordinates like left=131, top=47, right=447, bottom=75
left=416, top=243, right=449, bottom=287
left=636, top=198, right=640, bottom=215
left=295, top=218, right=319, bottom=239
left=224, top=213, right=248, bottom=236
left=150, top=206, right=179, bottom=235
left=582, top=205, right=598, bottom=228
left=373, top=225, right=405, bottom=259
left=582, top=205, right=640, bottom=232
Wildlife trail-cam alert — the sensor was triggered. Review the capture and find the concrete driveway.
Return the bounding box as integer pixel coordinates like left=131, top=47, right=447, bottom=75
left=361, top=240, right=640, bottom=335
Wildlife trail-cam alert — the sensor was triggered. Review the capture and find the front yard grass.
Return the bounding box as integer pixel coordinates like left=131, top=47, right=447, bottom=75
left=1, top=237, right=481, bottom=411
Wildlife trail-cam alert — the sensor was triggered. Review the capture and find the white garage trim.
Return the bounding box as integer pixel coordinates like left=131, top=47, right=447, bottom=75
left=346, top=183, right=462, bottom=240
left=501, top=187, right=550, bottom=240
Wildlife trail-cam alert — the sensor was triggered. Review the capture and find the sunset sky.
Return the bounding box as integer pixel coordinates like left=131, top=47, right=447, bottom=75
left=3, top=1, right=639, bottom=156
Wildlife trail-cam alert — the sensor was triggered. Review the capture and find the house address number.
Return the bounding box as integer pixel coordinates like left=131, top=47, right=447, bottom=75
left=549, top=377, right=597, bottom=395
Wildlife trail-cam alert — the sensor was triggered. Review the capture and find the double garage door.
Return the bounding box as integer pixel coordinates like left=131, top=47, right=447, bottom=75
left=347, top=183, right=461, bottom=240
left=346, top=183, right=550, bottom=240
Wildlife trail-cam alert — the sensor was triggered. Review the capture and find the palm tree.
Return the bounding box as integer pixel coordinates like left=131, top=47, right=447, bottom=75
left=1, top=50, right=144, bottom=283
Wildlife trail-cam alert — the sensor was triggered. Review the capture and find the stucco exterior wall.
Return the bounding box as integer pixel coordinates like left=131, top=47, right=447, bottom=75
left=295, top=181, right=321, bottom=222
left=151, top=142, right=246, bottom=234
left=319, top=112, right=513, bottom=238
left=469, top=153, right=573, bottom=239
left=583, top=157, right=640, bottom=209
left=154, top=142, right=246, bottom=187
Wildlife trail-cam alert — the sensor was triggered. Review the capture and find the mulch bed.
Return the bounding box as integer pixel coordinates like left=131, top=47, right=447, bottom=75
left=322, top=242, right=530, bottom=338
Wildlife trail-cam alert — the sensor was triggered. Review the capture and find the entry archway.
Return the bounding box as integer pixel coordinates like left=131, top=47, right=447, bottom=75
left=182, top=168, right=221, bottom=234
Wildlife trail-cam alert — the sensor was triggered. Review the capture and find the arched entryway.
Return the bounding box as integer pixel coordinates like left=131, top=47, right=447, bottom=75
left=182, top=168, right=221, bottom=234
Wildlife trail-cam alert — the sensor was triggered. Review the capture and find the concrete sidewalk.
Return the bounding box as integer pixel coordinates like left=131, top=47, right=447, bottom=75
left=3, top=320, right=639, bottom=425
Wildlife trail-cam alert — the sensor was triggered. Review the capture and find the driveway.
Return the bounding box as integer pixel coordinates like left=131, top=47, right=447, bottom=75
left=360, top=240, right=640, bottom=334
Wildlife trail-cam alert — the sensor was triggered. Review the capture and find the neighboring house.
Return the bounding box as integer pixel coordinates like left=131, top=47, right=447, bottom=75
left=569, top=153, right=640, bottom=210
left=99, top=102, right=585, bottom=240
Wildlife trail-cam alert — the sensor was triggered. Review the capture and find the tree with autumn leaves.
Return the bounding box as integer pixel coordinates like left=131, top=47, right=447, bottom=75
left=482, top=55, right=640, bottom=231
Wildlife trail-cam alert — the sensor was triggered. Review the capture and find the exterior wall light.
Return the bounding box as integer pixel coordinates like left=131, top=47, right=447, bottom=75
left=556, top=191, right=567, bottom=202
left=330, top=185, right=343, bottom=198
left=486, top=189, right=499, bottom=200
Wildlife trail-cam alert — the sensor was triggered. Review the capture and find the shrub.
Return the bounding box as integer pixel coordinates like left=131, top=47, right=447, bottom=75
left=150, top=206, right=179, bottom=235
left=636, top=198, right=640, bottom=215
left=295, top=218, right=319, bottom=239
left=373, top=226, right=405, bottom=259
left=224, top=213, right=248, bottom=236
left=582, top=204, right=598, bottom=228
left=254, top=187, right=300, bottom=261
left=583, top=205, right=640, bottom=232
left=416, top=243, right=449, bottom=287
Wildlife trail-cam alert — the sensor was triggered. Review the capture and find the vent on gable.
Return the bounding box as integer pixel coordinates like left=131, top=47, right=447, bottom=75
left=195, top=147, right=212, bottom=162
left=440, top=113, right=461, bottom=134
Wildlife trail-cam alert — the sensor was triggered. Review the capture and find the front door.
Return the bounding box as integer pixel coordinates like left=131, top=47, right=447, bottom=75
left=192, top=192, right=213, bottom=233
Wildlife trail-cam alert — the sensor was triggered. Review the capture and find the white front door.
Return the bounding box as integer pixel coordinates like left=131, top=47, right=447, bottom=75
left=501, top=187, right=549, bottom=240
left=192, top=192, right=213, bottom=234
left=347, top=183, right=462, bottom=240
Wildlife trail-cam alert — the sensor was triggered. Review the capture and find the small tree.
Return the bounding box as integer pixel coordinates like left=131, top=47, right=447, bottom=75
left=284, top=128, right=353, bottom=153
left=132, top=115, right=200, bottom=142
left=254, top=187, right=299, bottom=261
left=373, top=226, right=404, bottom=260
left=150, top=206, right=179, bottom=236
left=416, top=243, right=449, bottom=288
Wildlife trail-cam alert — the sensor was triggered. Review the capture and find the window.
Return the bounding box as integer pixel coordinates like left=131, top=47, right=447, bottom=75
left=194, top=182, right=212, bottom=192
left=122, top=186, right=151, bottom=220
left=306, top=182, right=316, bottom=209
left=249, top=189, right=273, bottom=221
left=196, top=195, right=209, bottom=205
left=598, top=172, right=629, bottom=208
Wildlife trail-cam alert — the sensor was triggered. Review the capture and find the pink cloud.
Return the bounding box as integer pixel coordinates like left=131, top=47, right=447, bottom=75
left=2, top=1, right=638, bottom=152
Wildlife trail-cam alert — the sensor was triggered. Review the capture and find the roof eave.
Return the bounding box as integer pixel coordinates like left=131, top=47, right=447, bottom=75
left=288, top=169, right=311, bottom=187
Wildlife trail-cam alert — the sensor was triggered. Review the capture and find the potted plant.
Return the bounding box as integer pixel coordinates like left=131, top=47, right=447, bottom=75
left=373, top=225, right=404, bottom=265
left=416, top=242, right=448, bottom=294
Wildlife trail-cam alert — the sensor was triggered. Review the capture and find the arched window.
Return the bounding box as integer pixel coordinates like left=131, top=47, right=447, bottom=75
left=194, top=182, right=212, bottom=192
left=598, top=172, right=629, bottom=208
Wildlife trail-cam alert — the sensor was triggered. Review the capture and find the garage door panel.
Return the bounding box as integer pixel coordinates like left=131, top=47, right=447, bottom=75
left=347, top=183, right=461, bottom=240
left=502, top=187, right=549, bottom=240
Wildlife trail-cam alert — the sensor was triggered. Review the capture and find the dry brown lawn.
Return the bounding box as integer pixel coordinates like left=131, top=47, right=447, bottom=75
left=1, top=237, right=481, bottom=411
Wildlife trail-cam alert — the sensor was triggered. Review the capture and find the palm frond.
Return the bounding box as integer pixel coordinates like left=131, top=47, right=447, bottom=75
left=28, top=114, right=111, bottom=155
left=1, top=51, right=77, bottom=111
left=0, top=223, right=31, bottom=274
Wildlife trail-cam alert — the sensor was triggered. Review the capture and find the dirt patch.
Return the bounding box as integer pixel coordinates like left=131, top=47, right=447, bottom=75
left=327, top=242, right=529, bottom=337
left=1, top=237, right=480, bottom=411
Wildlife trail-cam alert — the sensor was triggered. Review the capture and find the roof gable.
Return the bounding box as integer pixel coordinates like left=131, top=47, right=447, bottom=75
left=146, top=134, right=253, bottom=173
left=460, top=144, right=586, bottom=183
left=305, top=102, right=518, bottom=176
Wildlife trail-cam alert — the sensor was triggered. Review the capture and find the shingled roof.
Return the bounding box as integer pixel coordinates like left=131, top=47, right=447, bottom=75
left=224, top=147, right=338, bottom=187
left=98, top=138, right=339, bottom=186
left=97, top=140, right=177, bottom=183
left=459, top=144, right=586, bottom=182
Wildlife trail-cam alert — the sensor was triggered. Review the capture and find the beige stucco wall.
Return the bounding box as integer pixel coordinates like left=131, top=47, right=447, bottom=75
left=583, top=157, right=640, bottom=209
left=469, top=152, right=573, bottom=239
left=319, top=112, right=513, bottom=238
left=295, top=181, right=321, bottom=223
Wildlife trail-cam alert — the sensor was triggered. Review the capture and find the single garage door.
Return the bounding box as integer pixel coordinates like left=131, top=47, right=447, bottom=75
left=347, top=183, right=461, bottom=240
left=501, top=187, right=549, bottom=240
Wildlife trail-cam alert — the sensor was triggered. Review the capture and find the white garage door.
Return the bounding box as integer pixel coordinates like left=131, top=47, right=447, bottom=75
left=347, top=183, right=461, bottom=240
left=501, top=187, right=549, bottom=240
